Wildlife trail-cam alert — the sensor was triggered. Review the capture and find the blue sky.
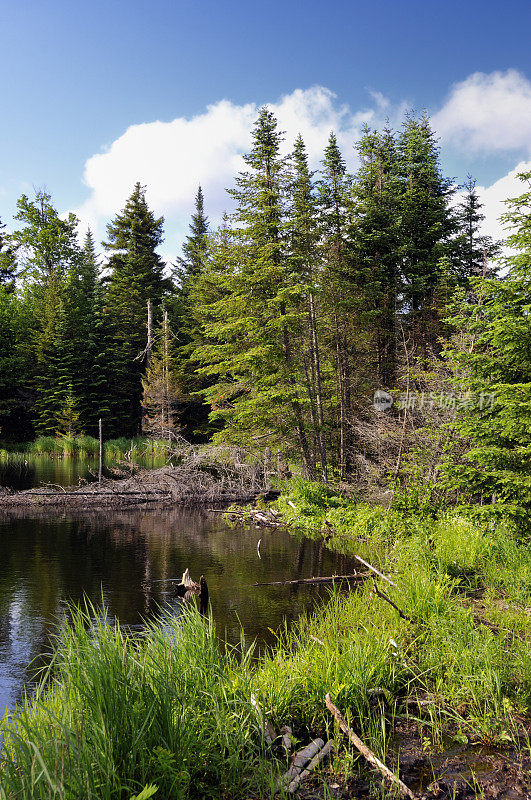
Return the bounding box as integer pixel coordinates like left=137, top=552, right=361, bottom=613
left=1, top=0, right=530, bottom=257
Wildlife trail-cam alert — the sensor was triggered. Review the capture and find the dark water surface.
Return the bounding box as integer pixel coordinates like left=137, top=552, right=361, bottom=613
left=0, top=453, right=166, bottom=491
left=0, top=507, right=353, bottom=718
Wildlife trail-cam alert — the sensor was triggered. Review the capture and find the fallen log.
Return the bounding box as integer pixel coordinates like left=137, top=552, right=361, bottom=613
left=287, top=739, right=334, bottom=794
left=275, top=738, right=324, bottom=793
left=325, top=693, right=415, bottom=799
left=249, top=573, right=368, bottom=588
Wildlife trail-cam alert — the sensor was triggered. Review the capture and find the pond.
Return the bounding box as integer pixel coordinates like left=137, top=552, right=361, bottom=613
left=0, top=506, right=354, bottom=719
left=0, top=452, right=167, bottom=491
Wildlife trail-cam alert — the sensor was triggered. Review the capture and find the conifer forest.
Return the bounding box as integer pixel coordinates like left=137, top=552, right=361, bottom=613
left=1, top=109, right=529, bottom=524
left=2, top=107, right=531, bottom=800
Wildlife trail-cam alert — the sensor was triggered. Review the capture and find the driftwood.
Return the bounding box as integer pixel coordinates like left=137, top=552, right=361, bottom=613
left=221, top=506, right=283, bottom=527
left=280, top=725, right=293, bottom=756
left=249, top=573, right=368, bottom=588
left=354, top=555, right=397, bottom=587
left=0, top=449, right=276, bottom=510
left=287, top=739, right=334, bottom=794
left=276, top=738, right=324, bottom=793
left=325, top=694, right=415, bottom=800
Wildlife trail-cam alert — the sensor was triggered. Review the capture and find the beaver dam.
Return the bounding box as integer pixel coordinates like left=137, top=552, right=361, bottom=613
left=0, top=449, right=276, bottom=510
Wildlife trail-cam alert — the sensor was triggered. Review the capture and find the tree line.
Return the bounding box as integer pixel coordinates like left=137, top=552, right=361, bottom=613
left=1, top=107, right=529, bottom=520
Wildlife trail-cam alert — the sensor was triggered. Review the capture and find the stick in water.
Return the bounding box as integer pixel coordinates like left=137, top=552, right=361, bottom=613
left=354, top=555, right=397, bottom=587
left=325, top=693, right=416, bottom=799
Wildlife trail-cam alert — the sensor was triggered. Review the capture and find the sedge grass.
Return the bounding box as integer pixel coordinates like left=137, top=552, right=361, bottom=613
left=1, top=488, right=530, bottom=797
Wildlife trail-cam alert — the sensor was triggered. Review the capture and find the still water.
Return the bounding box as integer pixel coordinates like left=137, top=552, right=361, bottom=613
left=0, top=453, right=166, bottom=491
left=0, top=506, right=353, bottom=718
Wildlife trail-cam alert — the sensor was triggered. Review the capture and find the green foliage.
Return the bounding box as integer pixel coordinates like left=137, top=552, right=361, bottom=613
left=443, top=171, right=531, bottom=526
left=104, top=183, right=173, bottom=436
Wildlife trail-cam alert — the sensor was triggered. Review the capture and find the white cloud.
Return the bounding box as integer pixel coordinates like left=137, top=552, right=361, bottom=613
left=74, top=86, right=404, bottom=254
left=476, top=160, right=531, bottom=247
left=433, top=70, right=531, bottom=154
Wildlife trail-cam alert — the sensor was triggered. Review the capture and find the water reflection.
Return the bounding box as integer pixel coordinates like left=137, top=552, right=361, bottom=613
left=0, top=508, right=354, bottom=717
left=0, top=454, right=167, bottom=491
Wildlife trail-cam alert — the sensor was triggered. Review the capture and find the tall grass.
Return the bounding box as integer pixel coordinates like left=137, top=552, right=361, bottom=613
left=0, top=606, right=273, bottom=800
left=2, top=486, right=530, bottom=797
left=3, top=436, right=173, bottom=461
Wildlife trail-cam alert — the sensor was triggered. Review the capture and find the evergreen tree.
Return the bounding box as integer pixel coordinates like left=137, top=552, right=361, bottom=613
left=142, top=311, right=181, bottom=441
left=351, top=124, right=401, bottom=387
left=317, top=132, right=355, bottom=476
left=41, top=231, right=110, bottom=435
left=195, top=109, right=316, bottom=474
left=10, top=190, right=81, bottom=432
left=453, top=176, right=500, bottom=283
left=0, top=217, right=16, bottom=292
left=103, top=183, right=172, bottom=435
left=171, top=187, right=212, bottom=440
left=397, top=113, right=456, bottom=354
left=0, top=289, right=32, bottom=439
left=177, top=185, right=209, bottom=285
left=444, top=170, right=531, bottom=527
left=287, top=134, right=328, bottom=477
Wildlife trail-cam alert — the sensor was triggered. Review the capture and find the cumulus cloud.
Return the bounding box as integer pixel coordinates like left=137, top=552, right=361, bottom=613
left=433, top=70, right=531, bottom=154
left=74, top=86, right=405, bottom=253
left=476, top=160, right=531, bottom=247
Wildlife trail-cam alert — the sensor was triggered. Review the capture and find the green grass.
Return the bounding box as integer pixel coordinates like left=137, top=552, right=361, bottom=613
left=1, top=485, right=530, bottom=798
left=0, top=436, right=173, bottom=460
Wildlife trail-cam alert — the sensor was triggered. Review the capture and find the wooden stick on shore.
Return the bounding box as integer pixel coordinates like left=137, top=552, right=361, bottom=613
left=354, top=555, right=397, bottom=587
left=287, top=739, right=334, bottom=794
left=249, top=573, right=367, bottom=588
left=325, top=694, right=416, bottom=799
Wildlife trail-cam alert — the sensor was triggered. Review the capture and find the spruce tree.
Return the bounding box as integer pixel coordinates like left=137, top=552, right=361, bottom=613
left=397, top=113, right=456, bottom=355
left=41, top=231, right=110, bottom=435
left=195, top=109, right=315, bottom=473
left=317, top=132, right=355, bottom=476
left=352, top=124, right=401, bottom=387
left=0, top=217, right=16, bottom=292
left=177, top=185, right=209, bottom=285
left=142, top=311, right=181, bottom=441
left=10, top=190, right=81, bottom=432
left=453, top=176, right=500, bottom=283
left=444, top=170, right=531, bottom=527
left=103, top=183, right=172, bottom=435
left=287, top=134, right=328, bottom=477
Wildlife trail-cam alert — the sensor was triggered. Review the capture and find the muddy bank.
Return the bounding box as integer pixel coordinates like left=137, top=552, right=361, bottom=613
left=293, top=715, right=531, bottom=799
left=0, top=459, right=273, bottom=511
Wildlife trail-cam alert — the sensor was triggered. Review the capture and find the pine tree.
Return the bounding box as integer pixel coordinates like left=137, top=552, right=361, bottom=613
left=444, top=170, right=531, bottom=527
left=177, top=185, right=209, bottom=285
left=0, top=217, right=16, bottom=292
left=103, top=183, right=172, bottom=435
left=453, top=176, right=500, bottom=283
left=397, top=113, right=456, bottom=355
